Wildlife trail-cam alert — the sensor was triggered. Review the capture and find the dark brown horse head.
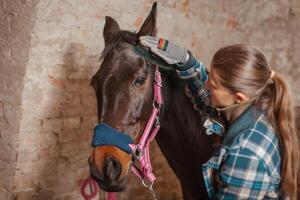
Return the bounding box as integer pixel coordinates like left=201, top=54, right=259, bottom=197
left=89, top=3, right=157, bottom=192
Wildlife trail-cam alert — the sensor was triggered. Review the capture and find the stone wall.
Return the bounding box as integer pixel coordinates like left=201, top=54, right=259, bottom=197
left=1, top=0, right=299, bottom=199
left=0, top=0, right=39, bottom=199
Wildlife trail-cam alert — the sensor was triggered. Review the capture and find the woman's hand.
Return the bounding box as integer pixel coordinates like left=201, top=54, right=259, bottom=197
left=139, top=36, right=189, bottom=65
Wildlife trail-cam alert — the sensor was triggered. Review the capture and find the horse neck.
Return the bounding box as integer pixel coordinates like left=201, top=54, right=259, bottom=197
left=154, top=69, right=214, bottom=199
left=157, top=69, right=214, bottom=159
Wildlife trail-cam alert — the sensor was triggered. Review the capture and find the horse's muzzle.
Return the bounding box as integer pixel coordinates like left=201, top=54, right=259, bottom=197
left=89, top=157, right=129, bottom=192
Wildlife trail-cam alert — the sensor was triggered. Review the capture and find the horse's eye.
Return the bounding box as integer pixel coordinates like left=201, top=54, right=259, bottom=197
left=134, top=77, right=146, bottom=86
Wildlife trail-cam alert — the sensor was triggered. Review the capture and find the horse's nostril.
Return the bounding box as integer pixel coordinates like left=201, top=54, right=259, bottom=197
left=89, top=161, right=102, bottom=182
left=104, top=157, right=122, bottom=181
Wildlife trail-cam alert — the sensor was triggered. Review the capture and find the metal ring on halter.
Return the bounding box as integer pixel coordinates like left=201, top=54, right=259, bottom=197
left=142, top=179, right=158, bottom=200
left=133, top=147, right=143, bottom=160
left=153, top=100, right=161, bottom=109
left=142, top=179, right=154, bottom=188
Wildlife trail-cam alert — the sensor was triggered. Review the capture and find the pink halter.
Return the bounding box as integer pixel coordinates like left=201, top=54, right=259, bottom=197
left=129, top=65, right=163, bottom=185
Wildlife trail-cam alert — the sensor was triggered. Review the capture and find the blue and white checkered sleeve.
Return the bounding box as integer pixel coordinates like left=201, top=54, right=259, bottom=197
left=216, top=147, right=271, bottom=199
left=175, top=52, right=212, bottom=113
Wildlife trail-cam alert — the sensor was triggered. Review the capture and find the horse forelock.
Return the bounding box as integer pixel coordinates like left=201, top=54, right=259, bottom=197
left=100, top=30, right=138, bottom=61
left=91, top=30, right=138, bottom=91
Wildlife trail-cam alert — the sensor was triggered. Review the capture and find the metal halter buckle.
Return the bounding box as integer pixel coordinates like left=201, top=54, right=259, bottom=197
left=132, top=146, right=143, bottom=160
left=153, top=100, right=161, bottom=109
left=142, top=179, right=158, bottom=200
left=155, top=116, right=160, bottom=127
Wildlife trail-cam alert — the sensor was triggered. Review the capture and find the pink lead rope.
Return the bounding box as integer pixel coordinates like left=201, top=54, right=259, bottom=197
left=81, top=66, right=162, bottom=200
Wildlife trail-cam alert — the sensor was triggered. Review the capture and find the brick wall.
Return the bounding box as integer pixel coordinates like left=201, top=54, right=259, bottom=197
left=1, top=0, right=299, bottom=199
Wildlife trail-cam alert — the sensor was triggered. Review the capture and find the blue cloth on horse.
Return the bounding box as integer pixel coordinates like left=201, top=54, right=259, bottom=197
left=91, top=123, right=134, bottom=154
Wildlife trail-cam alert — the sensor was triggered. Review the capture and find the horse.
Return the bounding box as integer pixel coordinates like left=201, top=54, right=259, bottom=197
left=88, top=2, right=300, bottom=199
left=88, top=2, right=214, bottom=199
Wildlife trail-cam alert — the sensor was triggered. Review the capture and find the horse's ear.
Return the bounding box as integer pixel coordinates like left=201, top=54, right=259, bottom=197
left=103, top=16, right=120, bottom=46
left=137, top=2, right=157, bottom=37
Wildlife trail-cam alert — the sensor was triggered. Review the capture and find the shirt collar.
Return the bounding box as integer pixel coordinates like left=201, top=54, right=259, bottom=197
left=222, top=105, right=263, bottom=146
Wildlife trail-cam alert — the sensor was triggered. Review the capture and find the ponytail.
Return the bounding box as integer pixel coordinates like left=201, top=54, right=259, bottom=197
left=264, top=73, right=299, bottom=199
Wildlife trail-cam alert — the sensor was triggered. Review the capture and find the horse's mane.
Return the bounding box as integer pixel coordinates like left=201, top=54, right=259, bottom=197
left=100, top=31, right=138, bottom=61
left=160, top=70, right=208, bottom=140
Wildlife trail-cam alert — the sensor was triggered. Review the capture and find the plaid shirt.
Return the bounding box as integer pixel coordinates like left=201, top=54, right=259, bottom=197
left=176, top=56, right=225, bottom=136
left=176, top=55, right=282, bottom=199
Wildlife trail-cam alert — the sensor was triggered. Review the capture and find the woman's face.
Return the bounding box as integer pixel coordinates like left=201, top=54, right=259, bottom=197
left=206, top=67, right=236, bottom=108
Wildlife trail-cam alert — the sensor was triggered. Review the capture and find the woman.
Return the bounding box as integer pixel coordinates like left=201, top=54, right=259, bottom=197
left=140, top=36, right=299, bottom=199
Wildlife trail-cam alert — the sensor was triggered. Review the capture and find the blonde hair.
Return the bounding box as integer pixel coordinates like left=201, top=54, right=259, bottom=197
left=211, top=44, right=299, bottom=199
